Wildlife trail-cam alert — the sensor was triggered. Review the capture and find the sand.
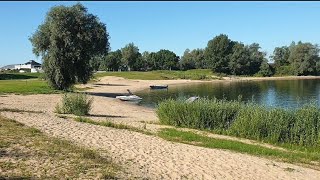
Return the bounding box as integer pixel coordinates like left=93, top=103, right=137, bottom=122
left=1, top=76, right=320, bottom=179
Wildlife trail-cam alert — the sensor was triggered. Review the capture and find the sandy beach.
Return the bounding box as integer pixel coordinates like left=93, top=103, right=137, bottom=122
left=1, top=76, right=320, bottom=179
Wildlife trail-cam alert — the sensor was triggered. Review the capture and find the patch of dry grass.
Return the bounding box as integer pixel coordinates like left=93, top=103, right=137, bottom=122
left=0, top=116, right=118, bottom=179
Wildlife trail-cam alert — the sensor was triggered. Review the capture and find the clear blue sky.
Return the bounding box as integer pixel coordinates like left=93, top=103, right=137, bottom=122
left=1, top=1, right=320, bottom=67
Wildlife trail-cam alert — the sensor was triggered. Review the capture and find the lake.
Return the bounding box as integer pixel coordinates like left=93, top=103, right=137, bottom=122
left=136, top=79, right=320, bottom=109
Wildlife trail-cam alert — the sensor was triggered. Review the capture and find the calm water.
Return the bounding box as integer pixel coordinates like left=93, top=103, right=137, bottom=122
left=135, top=79, right=320, bottom=109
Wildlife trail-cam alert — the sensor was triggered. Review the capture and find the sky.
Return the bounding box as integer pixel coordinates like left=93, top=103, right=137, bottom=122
left=1, top=1, right=320, bottom=67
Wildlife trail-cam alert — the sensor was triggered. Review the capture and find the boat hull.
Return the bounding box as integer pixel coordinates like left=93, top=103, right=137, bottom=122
left=150, top=85, right=168, bottom=89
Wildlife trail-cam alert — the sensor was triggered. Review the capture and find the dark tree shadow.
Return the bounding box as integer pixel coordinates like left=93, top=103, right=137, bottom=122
left=93, top=83, right=128, bottom=87
left=88, top=114, right=127, bottom=118
left=87, top=92, right=129, bottom=98
left=0, top=74, right=37, bottom=80
left=0, top=176, right=32, bottom=180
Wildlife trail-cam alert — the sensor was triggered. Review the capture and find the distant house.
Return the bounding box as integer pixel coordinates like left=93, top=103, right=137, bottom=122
left=14, top=60, right=42, bottom=73
left=0, top=64, right=15, bottom=71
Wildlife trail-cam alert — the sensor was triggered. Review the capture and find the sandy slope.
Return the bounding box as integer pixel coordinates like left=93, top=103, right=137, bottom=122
left=1, top=76, right=320, bottom=179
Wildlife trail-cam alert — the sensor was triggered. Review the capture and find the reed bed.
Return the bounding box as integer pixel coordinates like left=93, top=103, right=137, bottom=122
left=157, top=98, right=320, bottom=147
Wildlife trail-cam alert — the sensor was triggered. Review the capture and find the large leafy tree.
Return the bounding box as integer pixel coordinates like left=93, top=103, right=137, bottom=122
left=30, top=3, right=109, bottom=90
left=104, top=50, right=122, bottom=71
left=228, top=42, right=251, bottom=75
left=121, top=43, right=141, bottom=71
left=247, top=43, right=265, bottom=75
left=145, top=52, right=159, bottom=70
left=288, top=42, right=320, bottom=75
left=180, top=48, right=205, bottom=70
left=180, top=49, right=195, bottom=70
left=156, top=49, right=180, bottom=70
left=271, top=46, right=290, bottom=67
left=258, top=60, right=274, bottom=77
left=204, top=34, right=235, bottom=73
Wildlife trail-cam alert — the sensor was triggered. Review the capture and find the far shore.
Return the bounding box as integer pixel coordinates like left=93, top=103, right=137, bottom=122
left=79, top=75, right=320, bottom=95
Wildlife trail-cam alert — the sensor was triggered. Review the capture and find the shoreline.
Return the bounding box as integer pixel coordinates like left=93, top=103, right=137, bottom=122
left=1, top=75, right=320, bottom=178
left=81, top=75, right=320, bottom=95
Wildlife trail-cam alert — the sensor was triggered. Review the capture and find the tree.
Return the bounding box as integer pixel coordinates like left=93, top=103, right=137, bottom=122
left=180, top=49, right=195, bottom=70
left=104, top=50, right=122, bottom=71
left=258, top=60, right=274, bottom=77
left=228, top=42, right=251, bottom=75
left=271, top=46, right=290, bottom=67
left=30, top=3, right=109, bottom=90
left=193, top=49, right=206, bottom=69
left=180, top=48, right=205, bottom=70
left=204, top=34, right=235, bottom=73
left=146, top=52, right=159, bottom=70
left=288, top=42, right=320, bottom=75
left=121, top=43, right=141, bottom=71
left=90, top=54, right=105, bottom=71
left=228, top=42, right=265, bottom=75
left=247, top=43, right=265, bottom=75
left=156, top=49, right=180, bottom=70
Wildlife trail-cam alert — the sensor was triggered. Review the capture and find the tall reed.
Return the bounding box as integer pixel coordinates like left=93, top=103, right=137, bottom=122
left=157, top=98, right=320, bottom=147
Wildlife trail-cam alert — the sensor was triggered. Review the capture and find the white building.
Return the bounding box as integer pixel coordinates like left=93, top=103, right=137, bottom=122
left=14, top=60, right=42, bottom=73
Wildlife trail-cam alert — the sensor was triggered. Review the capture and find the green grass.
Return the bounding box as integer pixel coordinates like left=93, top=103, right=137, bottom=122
left=0, top=116, right=118, bottom=179
left=74, top=116, right=153, bottom=135
left=158, top=128, right=320, bottom=169
left=157, top=98, right=320, bottom=147
left=0, top=79, right=59, bottom=94
left=0, top=73, right=42, bottom=80
left=94, top=69, right=220, bottom=80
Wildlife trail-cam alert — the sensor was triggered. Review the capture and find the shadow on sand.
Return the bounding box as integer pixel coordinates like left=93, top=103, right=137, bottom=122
left=88, top=114, right=127, bottom=118
left=86, top=92, right=129, bottom=98
left=93, top=83, right=128, bottom=87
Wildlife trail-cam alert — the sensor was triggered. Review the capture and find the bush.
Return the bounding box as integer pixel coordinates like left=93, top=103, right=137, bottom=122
left=157, top=98, right=320, bottom=147
left=55, top=93, right=93, bottom=116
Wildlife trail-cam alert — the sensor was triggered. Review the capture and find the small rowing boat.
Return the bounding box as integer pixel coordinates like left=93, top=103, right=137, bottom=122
left=150, top=85, right=168, bottom=89
left=116, top=95, right=142, bottom=101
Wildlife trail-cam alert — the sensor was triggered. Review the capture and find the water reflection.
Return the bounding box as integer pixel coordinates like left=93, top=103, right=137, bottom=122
left=136, top=79, right=320, bottom=109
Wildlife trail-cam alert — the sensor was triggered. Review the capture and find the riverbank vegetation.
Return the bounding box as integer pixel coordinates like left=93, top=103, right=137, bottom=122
left=157, top=98, right=320, bottom=147
left=95, top=69, right=220, bottom=80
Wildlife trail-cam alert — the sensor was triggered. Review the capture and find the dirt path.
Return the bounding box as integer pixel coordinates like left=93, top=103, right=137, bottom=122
left=1, top=76, right=320, bottom=179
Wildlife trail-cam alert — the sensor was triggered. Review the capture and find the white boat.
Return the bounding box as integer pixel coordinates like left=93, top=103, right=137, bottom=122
left=116, top=95, right=142, bottom=101
left=186, top=96, right=199, bottom=103
left=150, top=85, right=168, bottom=89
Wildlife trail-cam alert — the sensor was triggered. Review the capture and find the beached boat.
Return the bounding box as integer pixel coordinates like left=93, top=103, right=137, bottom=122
left=150, top=85, right=168, bottom=89
left=116, top=95, right=142, bottom=101
left=186, top=96, right=199, bottom=103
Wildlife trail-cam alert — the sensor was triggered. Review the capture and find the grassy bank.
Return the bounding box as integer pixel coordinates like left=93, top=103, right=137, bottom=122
left=157, top=98, right=320, bottom=147
left=0, top=79, right=59, bottom=94
left=159, top=128, right=320, bottom=169
left=0, top=116, right=118, bottom=179
left=94, top=69, right=220, bottom=80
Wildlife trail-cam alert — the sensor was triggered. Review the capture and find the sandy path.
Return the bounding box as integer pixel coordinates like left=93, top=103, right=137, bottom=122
left=1, top=76, right=320, bottom=179
left=2, top=111, right=320, bottom=179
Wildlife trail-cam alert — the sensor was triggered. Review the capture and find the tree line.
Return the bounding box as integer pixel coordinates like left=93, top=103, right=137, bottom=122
left=30, top=3, right=320, bottom=90
left=92, top=34, right=320, bottom=77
